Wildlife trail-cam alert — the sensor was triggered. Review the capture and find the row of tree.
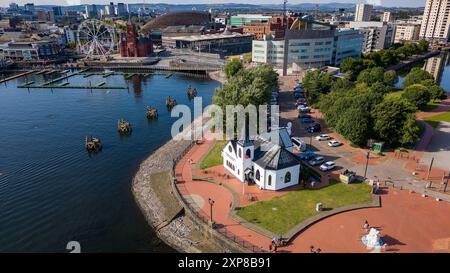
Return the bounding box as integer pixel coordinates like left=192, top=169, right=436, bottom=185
left=317, top=78, right=420, bottom=147
left=340, top=40, right=429, bottom=80
left=303, top=58, right=446, bottom=148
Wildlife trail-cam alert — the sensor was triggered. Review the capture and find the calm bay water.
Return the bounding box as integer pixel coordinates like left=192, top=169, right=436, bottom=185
left=397, top=51, right=450, bottom=91
left=0, top=71, right=219, bottom=252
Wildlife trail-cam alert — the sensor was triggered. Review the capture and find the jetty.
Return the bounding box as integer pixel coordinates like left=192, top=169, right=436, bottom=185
left=18, top=84, right=127, bottom=90
left=0, top=70, right=37, bottom=84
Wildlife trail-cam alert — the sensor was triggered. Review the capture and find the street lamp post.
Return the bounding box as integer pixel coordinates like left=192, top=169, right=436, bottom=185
left=444, top=172, right=449, bottom=192
left=208, top=197, right=215, bottom=224
left=363, top=150, right=370, bottom=180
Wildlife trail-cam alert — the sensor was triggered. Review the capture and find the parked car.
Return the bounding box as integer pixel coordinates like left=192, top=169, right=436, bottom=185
left=315, top=134, right=330, bottom=141
left=302, top=117, right=315, bottom=123
left=291, top=137, right=306, bottom=151
left=298, top=105, right=310, bottom=112
left=294, top=93, right=304, bottom=99
left=320, top=161, right=336, bottom=171
left=297, top=151, right=316, bottom=160
left=328, top=140, right=342, bottom=147
left=307, top=124, right=321, bottom=133
left=298, top=113, right=312, bottom=119
left=308, top=156, right=325, bottom=166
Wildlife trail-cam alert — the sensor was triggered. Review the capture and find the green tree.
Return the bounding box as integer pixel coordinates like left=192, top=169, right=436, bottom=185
left=372, top=96, right=417, bottom=146
left=417, top=39, right=429, bottom=53
left=400, top=114, right=421, bottom=146
left=428, top=85, right=447, bottom=101
left=336, top=108, right=371, bottom=146
left=383, top=70, right=398, bottom=86
left=401, top=84, right=431, bottom=110
left=403, top=67, right=434, bottom=87
left=213, top=63, right=278, bottom=111
left=356, top=67, right=384, bottom=86
left=330, top=77, right=354, bottom=92
left=302, top=70, right=332, bottom=105
left=224, top=60, right=244, bottom=79
left=340, top=58, right=366, bottom=80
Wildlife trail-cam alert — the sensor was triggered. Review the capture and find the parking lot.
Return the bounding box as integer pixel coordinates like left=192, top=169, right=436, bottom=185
left=277, top=77, right=368, bottom=180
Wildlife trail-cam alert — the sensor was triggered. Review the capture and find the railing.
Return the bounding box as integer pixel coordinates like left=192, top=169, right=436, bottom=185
left=171, top=139, right=264, bottom=253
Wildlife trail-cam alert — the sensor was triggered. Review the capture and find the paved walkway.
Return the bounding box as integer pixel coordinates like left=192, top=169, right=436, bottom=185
left=174, top=138, right=274, bottom=252
left=171, top=78, right=450, bottom=253
left=285, top=186, right=450, bottom=253
left=279, top=76, right=450, bottom=202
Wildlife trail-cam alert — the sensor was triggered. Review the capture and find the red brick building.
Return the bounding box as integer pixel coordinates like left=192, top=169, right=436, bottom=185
left=119, top=22, right=153, bottom=57
left=243, top=17, right=296, bottom=40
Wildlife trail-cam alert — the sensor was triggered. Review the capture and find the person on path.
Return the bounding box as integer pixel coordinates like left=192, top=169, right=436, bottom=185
left=363, top=220, right=370, bottom=232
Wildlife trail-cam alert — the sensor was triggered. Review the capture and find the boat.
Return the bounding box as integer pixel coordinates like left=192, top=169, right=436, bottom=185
left=117, top=119, right=132, bottom=135
left=85, top=136, right=102, bottom=153
left=146, top=106, right=158, bottom=119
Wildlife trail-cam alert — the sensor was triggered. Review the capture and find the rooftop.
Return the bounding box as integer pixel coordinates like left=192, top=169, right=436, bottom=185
left=164, top=31, right=253, bottom=42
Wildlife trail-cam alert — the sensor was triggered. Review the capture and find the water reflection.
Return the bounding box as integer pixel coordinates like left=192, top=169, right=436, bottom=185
left=423, top=51, right=450, bottom=85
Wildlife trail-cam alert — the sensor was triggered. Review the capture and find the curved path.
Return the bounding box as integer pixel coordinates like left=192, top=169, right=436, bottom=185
left=174, top=136, right=450, bottom=253
left=285, top=186, right=450, bottom=253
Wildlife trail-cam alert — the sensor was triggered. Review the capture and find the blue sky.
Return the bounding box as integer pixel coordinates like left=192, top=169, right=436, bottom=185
left=0, top=0, right=426, bottom=8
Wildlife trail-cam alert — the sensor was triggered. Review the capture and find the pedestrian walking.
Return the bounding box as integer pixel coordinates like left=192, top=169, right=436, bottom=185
left=363, top=220, right=369, bottom=232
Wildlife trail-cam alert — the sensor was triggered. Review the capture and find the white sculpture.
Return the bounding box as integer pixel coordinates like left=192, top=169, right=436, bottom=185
left=361, top=228, right=384, bottom=249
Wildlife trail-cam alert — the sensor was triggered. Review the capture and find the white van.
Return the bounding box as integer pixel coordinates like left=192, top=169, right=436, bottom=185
left=291, top=137, right=306, bottom=151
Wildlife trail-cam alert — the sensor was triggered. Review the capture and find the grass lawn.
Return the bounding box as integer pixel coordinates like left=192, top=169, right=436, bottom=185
left=199, top=140, right=227, bottom=169
left=236, top=181, right=373, bottom=235
left=425, top=111, right=450, bottom=128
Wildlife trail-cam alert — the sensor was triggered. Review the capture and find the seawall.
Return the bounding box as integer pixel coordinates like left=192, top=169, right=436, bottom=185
left=131, top=121, right=250, bottom=253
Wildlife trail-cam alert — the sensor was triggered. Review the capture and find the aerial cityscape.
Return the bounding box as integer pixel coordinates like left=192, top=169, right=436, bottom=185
left=1, top=0, right=450, bottom=259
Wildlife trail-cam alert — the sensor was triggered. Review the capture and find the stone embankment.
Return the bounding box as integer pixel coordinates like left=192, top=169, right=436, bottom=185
left=132, top=121, right=245, bottom=253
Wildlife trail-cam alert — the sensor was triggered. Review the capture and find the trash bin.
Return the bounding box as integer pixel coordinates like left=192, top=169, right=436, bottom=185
left=316, top=203, right=323, bottom=212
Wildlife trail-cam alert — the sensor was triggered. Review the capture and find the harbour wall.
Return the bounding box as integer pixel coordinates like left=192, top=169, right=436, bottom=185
left=131, top=120, right=250, bottom=253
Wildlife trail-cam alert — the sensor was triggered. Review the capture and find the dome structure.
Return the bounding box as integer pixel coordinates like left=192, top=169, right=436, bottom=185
left=141, top=11, right=211, bottom=32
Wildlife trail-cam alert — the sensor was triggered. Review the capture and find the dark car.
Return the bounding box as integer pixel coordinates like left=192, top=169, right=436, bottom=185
left=307, top=124, right=321, bottom=133
left=294, top=93, right=304, bottom=99
left=297, top=150, right=316, bottom=160
left=298, top=113, right=312, bottom=119
left=302, top=117, right=315, bottom=123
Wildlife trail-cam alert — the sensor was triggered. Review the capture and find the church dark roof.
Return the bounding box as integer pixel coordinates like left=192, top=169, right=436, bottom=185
left=226, top=128, right=299, bottom=170
left=141, top=11, right=211, bottom=32
left=253, top=139, right=299, bottom=170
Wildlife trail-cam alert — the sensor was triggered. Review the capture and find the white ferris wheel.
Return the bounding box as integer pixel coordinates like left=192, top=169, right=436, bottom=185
left=77, top=19, right=117, bottom=58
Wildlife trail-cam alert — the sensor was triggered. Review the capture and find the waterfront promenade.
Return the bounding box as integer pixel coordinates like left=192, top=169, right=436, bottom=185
left=165, top=75, right=450, bottom=253
left=172, top=133, right=450, bottom=252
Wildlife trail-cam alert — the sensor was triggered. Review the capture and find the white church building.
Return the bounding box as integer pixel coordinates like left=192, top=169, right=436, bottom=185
left=222, top=128, right=301, bottom=191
